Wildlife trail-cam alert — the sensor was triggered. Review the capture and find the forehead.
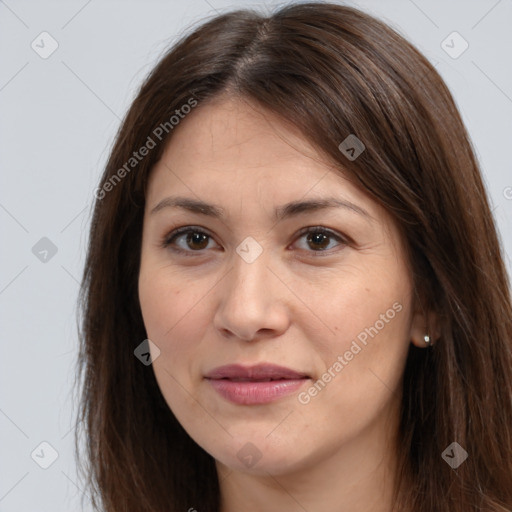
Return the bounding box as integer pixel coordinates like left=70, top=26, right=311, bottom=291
left=147, top=96, right=374, bottom=213
left=160, top=98, right=325, bottom=176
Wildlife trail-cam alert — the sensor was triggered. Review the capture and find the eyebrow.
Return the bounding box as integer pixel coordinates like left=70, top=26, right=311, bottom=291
left=150, top=195, right=372, bottom=222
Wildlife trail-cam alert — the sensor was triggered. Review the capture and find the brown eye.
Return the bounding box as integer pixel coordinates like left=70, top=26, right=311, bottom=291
left=162, top=225, right=347, bottom=257
left=163, top=227, right=216, bottom=254
left=293, top=227, right=347, bottom=254
left=185, top=231, right=210, bottom=250
left=306, top=231, right=331, bottom=250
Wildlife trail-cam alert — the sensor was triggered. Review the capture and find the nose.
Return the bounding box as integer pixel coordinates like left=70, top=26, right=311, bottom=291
left=213, top=251, right=290, bottom=342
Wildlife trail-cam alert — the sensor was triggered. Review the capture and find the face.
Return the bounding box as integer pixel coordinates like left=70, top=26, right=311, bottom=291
left=138, top=96, right=427, bottom=477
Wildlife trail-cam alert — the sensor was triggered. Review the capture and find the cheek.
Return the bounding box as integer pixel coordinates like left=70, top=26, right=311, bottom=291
left=138, top=281, right=234, bottom=461
left=300, top=265, right=412, bottom=392
left=300, top=260, right=412, bottom=354
left=139, top=260, right=188, bottom=333
left=300, top=289, right=412, bottom=431
left=138, top=270, right=209, bottom=418
left=138, top=266, right=214, bottom=375
left=139, top=270, right=171, bottom=339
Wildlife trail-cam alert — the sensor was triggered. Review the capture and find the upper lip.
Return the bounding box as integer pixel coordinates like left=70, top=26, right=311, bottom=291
left=205, top=363, right=309, bottom=381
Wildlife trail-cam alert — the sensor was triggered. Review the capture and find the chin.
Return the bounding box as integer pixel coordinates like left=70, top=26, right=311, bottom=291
left=208, top=434, right=310, bottom=476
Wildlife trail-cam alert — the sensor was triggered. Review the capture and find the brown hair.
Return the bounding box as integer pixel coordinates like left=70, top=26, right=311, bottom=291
left=75, top=2, right=512, bottom=511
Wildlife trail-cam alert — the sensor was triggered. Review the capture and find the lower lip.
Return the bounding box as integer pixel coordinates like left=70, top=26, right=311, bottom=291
left=207, top=378, right=308, bottom=405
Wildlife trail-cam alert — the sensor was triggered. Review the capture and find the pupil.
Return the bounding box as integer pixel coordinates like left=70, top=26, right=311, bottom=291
left=308, top=232, right=329, bottom=250
left=187, top=232, right=208, bottom=250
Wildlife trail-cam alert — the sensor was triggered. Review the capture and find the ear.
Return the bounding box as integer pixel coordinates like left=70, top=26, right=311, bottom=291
left=409, top=306, right=440, bottom=348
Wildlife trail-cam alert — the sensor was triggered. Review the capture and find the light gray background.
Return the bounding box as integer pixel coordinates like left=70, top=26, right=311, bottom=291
left=1, top=0, right=511, bottom=510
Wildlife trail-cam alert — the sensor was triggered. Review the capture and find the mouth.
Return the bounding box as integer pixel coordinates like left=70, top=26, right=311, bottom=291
left=205, top=363, right=310, bottom=381
left=218, top=377, right=297, bottom=382
left=205, top=363, right=310, bottom=405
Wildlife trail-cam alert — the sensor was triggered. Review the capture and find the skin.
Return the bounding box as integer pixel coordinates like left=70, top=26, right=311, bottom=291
left=138, top=95, right=437, bottom=512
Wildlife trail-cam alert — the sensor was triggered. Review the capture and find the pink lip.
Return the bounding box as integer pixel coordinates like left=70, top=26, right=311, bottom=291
left=205, top=364, right=310, bottom=405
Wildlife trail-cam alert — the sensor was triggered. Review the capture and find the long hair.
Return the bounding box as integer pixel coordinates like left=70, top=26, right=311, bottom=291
left=75, top=2, right=512, bottom=511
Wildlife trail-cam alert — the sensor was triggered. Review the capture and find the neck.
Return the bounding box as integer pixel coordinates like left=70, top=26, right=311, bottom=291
left=216, top=409, right=401, bottom=512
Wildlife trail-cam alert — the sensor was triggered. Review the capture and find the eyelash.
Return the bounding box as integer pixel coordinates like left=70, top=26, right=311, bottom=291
left=160, top=225, right=349, bottom=257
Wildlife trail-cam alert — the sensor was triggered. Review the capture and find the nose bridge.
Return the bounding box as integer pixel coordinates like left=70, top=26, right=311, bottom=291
left=227, top=245, right=271, bottom=305
left=213, top=243, right=288, bottom=340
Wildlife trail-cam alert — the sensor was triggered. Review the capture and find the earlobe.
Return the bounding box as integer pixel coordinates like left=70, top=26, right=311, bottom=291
left=410, top=309, right=440, bottom=348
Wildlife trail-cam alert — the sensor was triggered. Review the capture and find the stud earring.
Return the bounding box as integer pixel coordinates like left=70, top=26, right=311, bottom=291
left=424, top=334, right=431, bottom=344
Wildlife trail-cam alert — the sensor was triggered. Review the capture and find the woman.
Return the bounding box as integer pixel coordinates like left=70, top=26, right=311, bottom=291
left=76, top=2, right=512, bottom=511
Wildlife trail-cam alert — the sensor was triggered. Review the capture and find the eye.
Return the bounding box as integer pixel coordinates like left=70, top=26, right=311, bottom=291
left=162, top=226, right=218, bottom=255
left=161, top=225, right=348, bottom=257
left=292, top=226, right=347, bottom=255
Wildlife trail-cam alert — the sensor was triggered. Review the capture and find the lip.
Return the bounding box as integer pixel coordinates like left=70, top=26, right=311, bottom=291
left=205, top=364, right=310, bottom=405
